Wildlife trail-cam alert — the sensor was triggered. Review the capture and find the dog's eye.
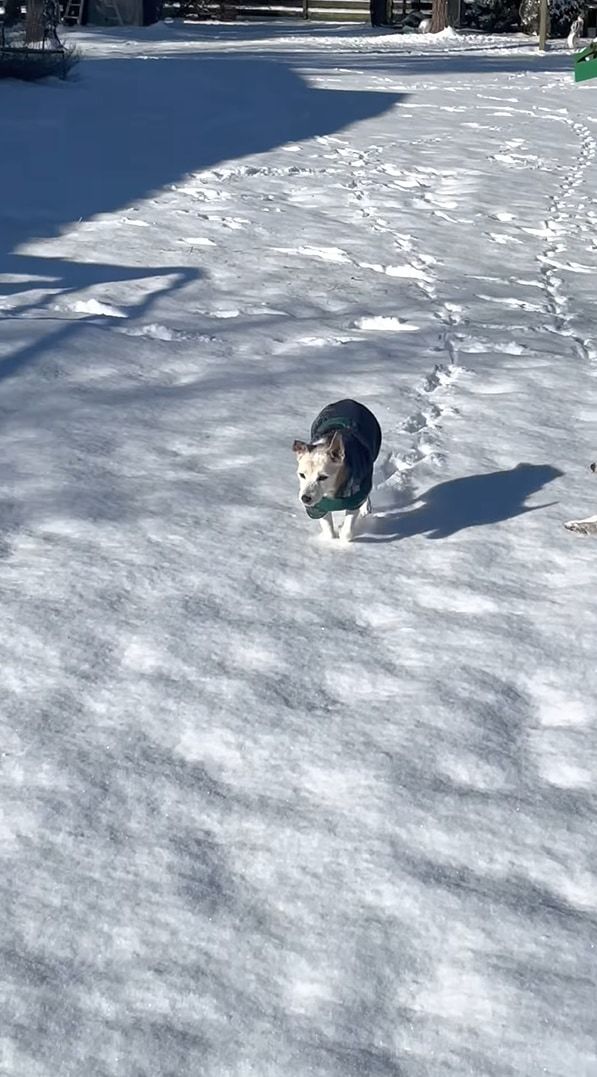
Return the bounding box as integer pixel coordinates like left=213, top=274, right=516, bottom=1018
left=318, top=474, right=328, bottom=482
left=299, top=472, right=306, bottom=479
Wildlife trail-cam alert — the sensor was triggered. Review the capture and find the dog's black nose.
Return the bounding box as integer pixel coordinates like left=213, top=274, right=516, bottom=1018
left=301, top=494, right=312, bottom=504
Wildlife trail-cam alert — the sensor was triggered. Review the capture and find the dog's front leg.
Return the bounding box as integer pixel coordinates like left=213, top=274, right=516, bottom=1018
left=319, top=513, right=337, bottom=540
left=339, top=509, right=359, bottom=543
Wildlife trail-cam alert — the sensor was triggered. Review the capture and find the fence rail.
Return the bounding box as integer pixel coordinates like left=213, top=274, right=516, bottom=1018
left=168, top=0, right=431, bottom=20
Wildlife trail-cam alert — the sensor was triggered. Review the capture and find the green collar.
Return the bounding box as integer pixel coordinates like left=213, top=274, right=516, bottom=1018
left=306, top=483, right=369, bottom=519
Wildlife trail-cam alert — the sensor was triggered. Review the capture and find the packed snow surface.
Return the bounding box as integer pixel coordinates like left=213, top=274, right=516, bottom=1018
left=1, top=20, right=596, bottom=1077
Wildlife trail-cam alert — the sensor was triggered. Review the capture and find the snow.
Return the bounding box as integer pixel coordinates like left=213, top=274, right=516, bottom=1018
left=1, top=19, right=597, bottom=1077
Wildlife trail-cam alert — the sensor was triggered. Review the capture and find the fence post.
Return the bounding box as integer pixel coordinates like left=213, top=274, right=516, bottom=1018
left=538, top=0, right=548, bottom=48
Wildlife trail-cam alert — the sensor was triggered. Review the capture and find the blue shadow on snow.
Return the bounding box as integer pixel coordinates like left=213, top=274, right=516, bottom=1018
left=0, top=48, right=404, bottom=381
left=360, top=463, right=564, bottom=542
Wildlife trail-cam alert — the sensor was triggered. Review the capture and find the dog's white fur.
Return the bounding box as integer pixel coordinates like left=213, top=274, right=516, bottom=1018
left=564, top=463, right=597, bottom=535
left=319, top=496, right=371, bottom=543
left=567, top=14, right=584, bottom=49
left=293, top=432, right=371, bottom=542
left=293, top=432, right=344, bottom=507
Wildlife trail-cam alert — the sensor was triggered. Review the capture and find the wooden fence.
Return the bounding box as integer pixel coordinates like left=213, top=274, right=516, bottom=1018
left=167, top=0, right=431, bottom=23
left=240, top=0, right=370, bottom=19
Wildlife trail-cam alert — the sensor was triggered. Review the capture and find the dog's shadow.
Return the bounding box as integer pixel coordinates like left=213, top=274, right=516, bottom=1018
left=360, top=463, right=563, bottom=543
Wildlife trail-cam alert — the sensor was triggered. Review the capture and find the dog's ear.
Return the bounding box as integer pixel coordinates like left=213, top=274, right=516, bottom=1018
left=328, top=431, right=345, bottom=463
left=292, top=439, right=309, bottom=455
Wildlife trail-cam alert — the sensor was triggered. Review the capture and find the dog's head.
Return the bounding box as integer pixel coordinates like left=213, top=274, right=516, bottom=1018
left=591, top=463, right=596, bottom=474
left=292, top=433, right=345, bottom=508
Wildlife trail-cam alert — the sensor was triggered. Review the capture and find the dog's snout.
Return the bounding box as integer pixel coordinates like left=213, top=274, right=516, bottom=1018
left=301, top=493, right=312, bottom=504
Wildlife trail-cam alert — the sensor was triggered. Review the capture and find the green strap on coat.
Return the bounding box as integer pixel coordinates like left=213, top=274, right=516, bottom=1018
left=305, top=485, right=370, bottom=519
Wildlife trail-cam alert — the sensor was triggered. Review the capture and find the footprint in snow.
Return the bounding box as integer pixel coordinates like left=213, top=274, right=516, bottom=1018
left=117, top=323, right=211, bottom=341
left=477, top=294, right=545, bottom=313
left=275, top=245, right=351, bottom=264
left=359, top=262, right=433, bottom=283
left=403, top=405, right=441, bottom=434
left=57, top=298, right=127, bottom=318
left=456, top=336, right=526, bottom=356
left=223, top=218, right=248, bottom=230
left=179, top=237, right=216, bottom=247
left=435, top=302, right=465, bottom=327
left=486, top=232, right=523, bottom=246
left=119, top=217, right=150, bottom=227
left=352, top=316, right=419, bottom=333
left=422, top=363, right=463, bottom=392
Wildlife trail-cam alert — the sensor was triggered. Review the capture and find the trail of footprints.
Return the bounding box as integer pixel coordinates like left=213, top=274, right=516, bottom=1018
left=479, top=109, right=597, bottom=536
left=370, top=298, right=469, bottom=500
left=544, top=119, right=597, bottom=536
left=352, top=112, right=596, bottom=504
left=49, top=112, right=595, bottom=508
left=538, top=117, right=597, bottom=363
left=318, top=133, right=468, bottom=492
left=172, top=109, right=597, bottom=524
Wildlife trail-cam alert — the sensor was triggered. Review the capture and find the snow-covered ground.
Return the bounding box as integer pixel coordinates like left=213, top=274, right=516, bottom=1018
left=1, top=21, right=597, bottom=1077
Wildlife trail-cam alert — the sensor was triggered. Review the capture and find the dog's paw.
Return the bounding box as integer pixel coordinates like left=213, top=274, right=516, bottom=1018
left=338, top=521, right=358, bottom=543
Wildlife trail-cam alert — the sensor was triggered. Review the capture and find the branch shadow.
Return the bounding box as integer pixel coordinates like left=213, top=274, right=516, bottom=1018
left=0, top=48, right=404, bottom=381
left=361, top=463, right=564, bottom=542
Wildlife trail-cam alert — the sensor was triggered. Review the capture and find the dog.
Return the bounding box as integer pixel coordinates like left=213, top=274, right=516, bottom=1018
left=567, top=14, right=584, bottom=49
left=293, top=399, right=382, bottom=542
left=564, top=462, right=597, bottom=535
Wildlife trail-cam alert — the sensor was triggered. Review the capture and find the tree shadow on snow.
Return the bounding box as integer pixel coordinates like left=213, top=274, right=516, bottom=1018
left=0, top=49, right=404, bottom=381
left=360, top=463, right=563, bottom=542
